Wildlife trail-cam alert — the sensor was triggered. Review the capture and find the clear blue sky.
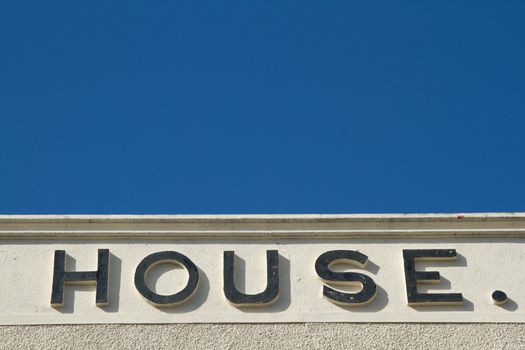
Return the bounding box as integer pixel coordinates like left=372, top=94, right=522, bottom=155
left=0, top=1, right=523, bottom=214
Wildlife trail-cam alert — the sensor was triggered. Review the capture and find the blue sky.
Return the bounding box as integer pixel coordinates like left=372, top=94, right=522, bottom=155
left=0, top=1, right=524, bottom=214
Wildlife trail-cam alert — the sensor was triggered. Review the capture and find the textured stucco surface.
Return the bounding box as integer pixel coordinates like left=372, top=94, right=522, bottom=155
left=0, top=324, right=524, bottom=350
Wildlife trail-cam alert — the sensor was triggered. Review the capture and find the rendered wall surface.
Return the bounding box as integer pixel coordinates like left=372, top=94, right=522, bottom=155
left=1, top=214, right=525, bottom=349
left=3, top=237, right=525, bottom=324
left=1, top=323, right=524, bottom=349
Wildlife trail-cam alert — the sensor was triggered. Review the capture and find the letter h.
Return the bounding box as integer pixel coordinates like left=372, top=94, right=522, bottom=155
left=50, top=249, right=110, bottom=307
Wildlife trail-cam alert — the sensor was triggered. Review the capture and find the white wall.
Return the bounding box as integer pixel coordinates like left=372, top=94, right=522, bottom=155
left=1, top=324, right=524, bottom=349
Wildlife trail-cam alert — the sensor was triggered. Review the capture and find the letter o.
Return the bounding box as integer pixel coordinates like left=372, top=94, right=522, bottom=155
left=134, top=251, right=199, bottom=306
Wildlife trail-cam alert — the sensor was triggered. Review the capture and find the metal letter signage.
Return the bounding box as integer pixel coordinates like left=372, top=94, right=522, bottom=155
left=134, top=251, right=199, bottom=307
left=223, top=250, right=279, bottom=307
left=315, top=250, right=376, bottom=306
left=402, top=249, right=463, bottom=306
left=50, top=249, right=110, bottom=307
left=0, top=213, right=525, bottom=324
